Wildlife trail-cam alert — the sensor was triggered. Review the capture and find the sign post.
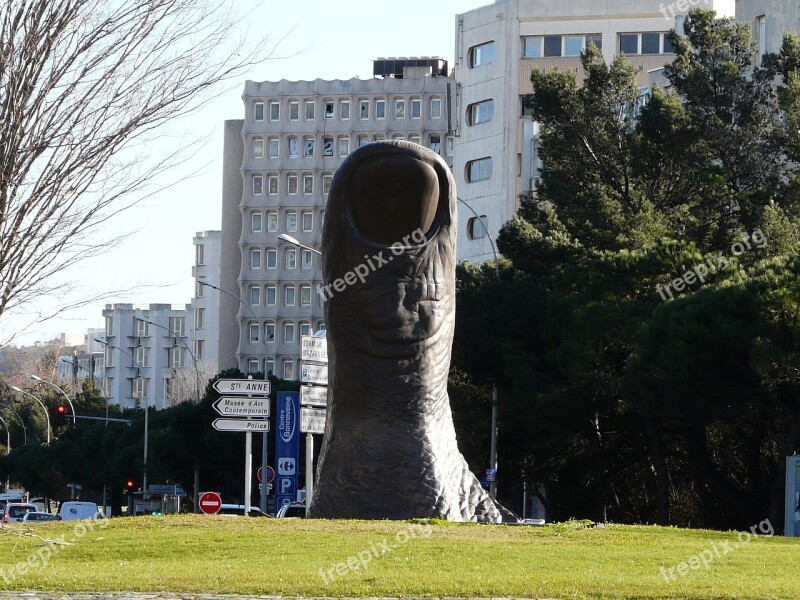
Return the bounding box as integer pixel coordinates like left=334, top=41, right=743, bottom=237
left=300, top=334, right=328, bottom=515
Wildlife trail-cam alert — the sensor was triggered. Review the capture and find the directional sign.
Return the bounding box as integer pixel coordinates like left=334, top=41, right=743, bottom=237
left=212, top=379, right=271, bottom=396
left=199, top=491, right=222, bottom=514
left=300, top=385, right=327, bottom=407
left=301, top=363, right=328, bottom=385
left=213, top=397, right=270, bottom=417
left=212, top=418, right=270, bottom=432
left=301, top=407, right=327, bottom=434
left=301, top=335, right=328, bottom=363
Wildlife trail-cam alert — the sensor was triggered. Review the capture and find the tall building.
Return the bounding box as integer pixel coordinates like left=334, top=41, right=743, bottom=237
left=736, top=0, right=798, bottom=56
left=223, top=58, right=455, bottom=378
left=191, top=230, right=222, bottom=374
left=453, top=0, right=734, bottom=264
left=99, top=303, right=193, bottom=409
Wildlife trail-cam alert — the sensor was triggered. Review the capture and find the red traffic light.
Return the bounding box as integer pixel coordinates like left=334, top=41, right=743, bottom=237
left=126, top=480, right=135, bottom=488
left=57, top=405, right=66, bottom=414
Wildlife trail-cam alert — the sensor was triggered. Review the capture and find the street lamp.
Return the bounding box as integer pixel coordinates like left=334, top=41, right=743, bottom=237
left=8, top=386, right=51, bottom=444
left=197, top=279, right=272, bottom=514
left=456, top=196, right=501, bottom=499
left=277, top=233, right=322, bottom=255
left=28, top=375, right=76, bottom=425
left=0, top=402, right=28, bottom=445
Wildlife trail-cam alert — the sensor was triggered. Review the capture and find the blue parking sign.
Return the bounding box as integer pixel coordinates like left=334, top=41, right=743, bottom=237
left=275, top=391, right=300, bottom=509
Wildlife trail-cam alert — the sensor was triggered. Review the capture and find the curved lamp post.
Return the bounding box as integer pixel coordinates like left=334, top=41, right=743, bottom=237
left=277, top=233, right=322, bottom=256
left=28, top=375, right=76, bottom=425
left=0, top=402, right=28, bottom=445
left=8, top=386, right=51, bottom=444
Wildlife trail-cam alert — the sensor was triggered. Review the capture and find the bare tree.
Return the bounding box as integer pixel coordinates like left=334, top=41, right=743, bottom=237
left=0, top=0, right=274, bottom=344
left=167, top=359, right=216, bottom=405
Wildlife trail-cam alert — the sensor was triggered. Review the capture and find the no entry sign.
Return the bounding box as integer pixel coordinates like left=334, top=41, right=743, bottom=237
left=199, top=491, right=222, bottom=514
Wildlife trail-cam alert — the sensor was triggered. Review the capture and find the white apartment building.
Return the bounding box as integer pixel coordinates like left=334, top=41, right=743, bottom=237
left=736, top=0, right=797, bottom=56
left=224, top=58, right=455, bottom=379
left=99, top=303, right=193, bottom=410
left=56, top=328, right=105, bottom=388
left=453, top=0, right=734, bottom=263
left=191, top=230, right=222, bottom=374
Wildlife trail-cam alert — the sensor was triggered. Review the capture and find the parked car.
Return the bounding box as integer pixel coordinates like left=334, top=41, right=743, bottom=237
left=276, top=501, right=306, bottom=518
left=22, top=511, right=62, bottom=523
left=2, top=502, right=37, bottom=524
left=0, top=493, right=25, bottom=513
left=217, top=504, right=268, bottom=517
left=58, top=501, right=104, bottom=521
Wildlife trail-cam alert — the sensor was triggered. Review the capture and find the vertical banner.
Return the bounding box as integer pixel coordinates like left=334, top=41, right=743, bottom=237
left=275, top=391, right=300, bottom=510
left=786, top=456, right=800, bottom=537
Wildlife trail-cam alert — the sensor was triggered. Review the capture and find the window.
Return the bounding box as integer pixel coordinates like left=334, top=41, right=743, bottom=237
left=170, top=346, right=183, bottom=368
left=619, top=33, right=671, bottom=55
left=756, top=15, right=766, bottom=59
left=524, top=34, right=601, bottom=58
left=249, top=284, right=260, bottom=306
left=265, top=322, right=276, bottom=342
left=446, top=136, right=454, bottom=156
left=619, top=33, right=638, bottom=54
left=105, top=316, right=113, bottom=335
left=284, top=322, right=296, bottom=343
left=523, top=36, right=542, bottom=58
left=287, top=174, right=298, bottom=194
left=252, top=175, right=263, bottom=195
left=301, top=249, right=313, bottom=270
left=304, top=99, right=315, bottom=120
left=544, top=35, right=562, bottom=57
left=395, top=98, right=405, bottom=118
left=359, top=99, right=369, bottom=119
left=267, top=211, right=278, bottom=232
left=251, top=211, right=262, bottom=233
left=411, top=98, right=421, bottom=118
left=289, top=101, right=299, bottom=120
left=195, top=308, right=204, bottom=330
left=282, top=358, right=295, bottom=379
left=266, top=285, right=277, bottom=306
left=288, top=137, right=299, bottom=157
left=268, top=174, right=278, bottom=195
left=169, top=316, right=185, bottom=336
left=641, top=32, right=660, bottom=54
left=301, top=211, right=313, bottom=232
left=467, top=215, right=489, bottom=240
left=254, top=101, right=264, bottom=121
left=469, top=40, right=496, bottom=67
left=429, top=134, right=441, bottom=154
left=104, top=346, right=113, bottom=366
left=196, top=280, right=204, bottom=297
left=323, top=173, right=332, bottom=195
left=286, top=211, right=297, bottom=232
left=132, top=377, right=149, bottom=399
left=250, top=247, right=262, bottom=269
left=409, top=134, right=421, bottom=145
left=375, top=99, right=386, bottom=119
left=135, top=318, right=149, bottom=337
left=194, top=339, right=204, bottom=360
left=467, top=99, right=494, bottom=125
left=338, top=136, right=350, bottom=157
left=323, top=136, right=334, bottom=156
left=430, top=97, right=442, bottom=118
left=588, top=34, right=602, bottom=51
left=358, top=135, right=369, bottom=147
left=266, top=357, right=275, bottom=375
left=285, top=286, right=296, bottom=306
left=299, top=321, right=311, bottom=337
left=268, top=137, right=279, bottom=158
left=324, top=101, right=334, bottom=119
left=269, top=101, right=279, bottom=121
left=266, top=248, right=277, bottom=269
left=134, top=346, right=150, bottom=368
left=253, top=138, right=264, bottom=159
left=340, top=100, right=350, bottom=119
left=195, top=244, right=204, bottom=265
left=300, top=285, right=312, bottom=306
left=247, top=358, right=259, bottom=374
left=303, top=137, right=314, bottom=157
left=303, top=174, right=313, bottom=195
left=374, top=134, right=384, bottom=142
left=466, top=157, right=493, bottom=182
left=565, top=35, right=584, bottom=57
left=249, top=322, right=260, bottom=343
left=285, top=248, right=296, bottom=269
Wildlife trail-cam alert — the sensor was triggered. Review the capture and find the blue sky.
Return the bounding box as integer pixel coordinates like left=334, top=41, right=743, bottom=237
left=3, top=0, right=492, bottom=346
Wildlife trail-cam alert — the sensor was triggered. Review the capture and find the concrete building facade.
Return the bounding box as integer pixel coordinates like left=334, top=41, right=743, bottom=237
left=736, top=0, right=798, bottom=56
left=453, top=0, right=733, bottom=264
left=225, top=60, right=454, bottom=378
left=190, top=230, right=223, bottom=375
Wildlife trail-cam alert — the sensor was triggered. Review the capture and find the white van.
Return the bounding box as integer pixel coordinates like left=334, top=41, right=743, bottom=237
left=0, top=493, right=25, bottom=513
left=58, top=501, right=104, bottom=521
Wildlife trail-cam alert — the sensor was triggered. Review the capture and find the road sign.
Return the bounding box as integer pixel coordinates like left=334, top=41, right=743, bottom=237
left=212, top=418, right=270, bottom=432
left=148, top=483, right=186, bottom=496
left=258, top=483, right=273, bottom=491
left=212, top=379, right=271, bottom=396
left=300, top=385, right=327, bottom=407
left=275, top=391, right=300, bottom=509
left=257, top=465, right=275, bottom=483
left=213, top=397, right=270, bottom=417
left=301, top=363, right=328, bottom=385
left=301, top=407, right=327, bottom=434
left=199, top=491, right=222, bottom=514
left=301, top=335, right=328, bottom=363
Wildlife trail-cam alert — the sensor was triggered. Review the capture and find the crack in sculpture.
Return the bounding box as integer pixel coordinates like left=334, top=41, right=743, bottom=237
left=308, top=140, right=517, bottom=523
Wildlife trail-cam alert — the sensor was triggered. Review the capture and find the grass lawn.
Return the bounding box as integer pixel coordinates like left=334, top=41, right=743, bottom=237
left=0, top=515, right=798, bottom=599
